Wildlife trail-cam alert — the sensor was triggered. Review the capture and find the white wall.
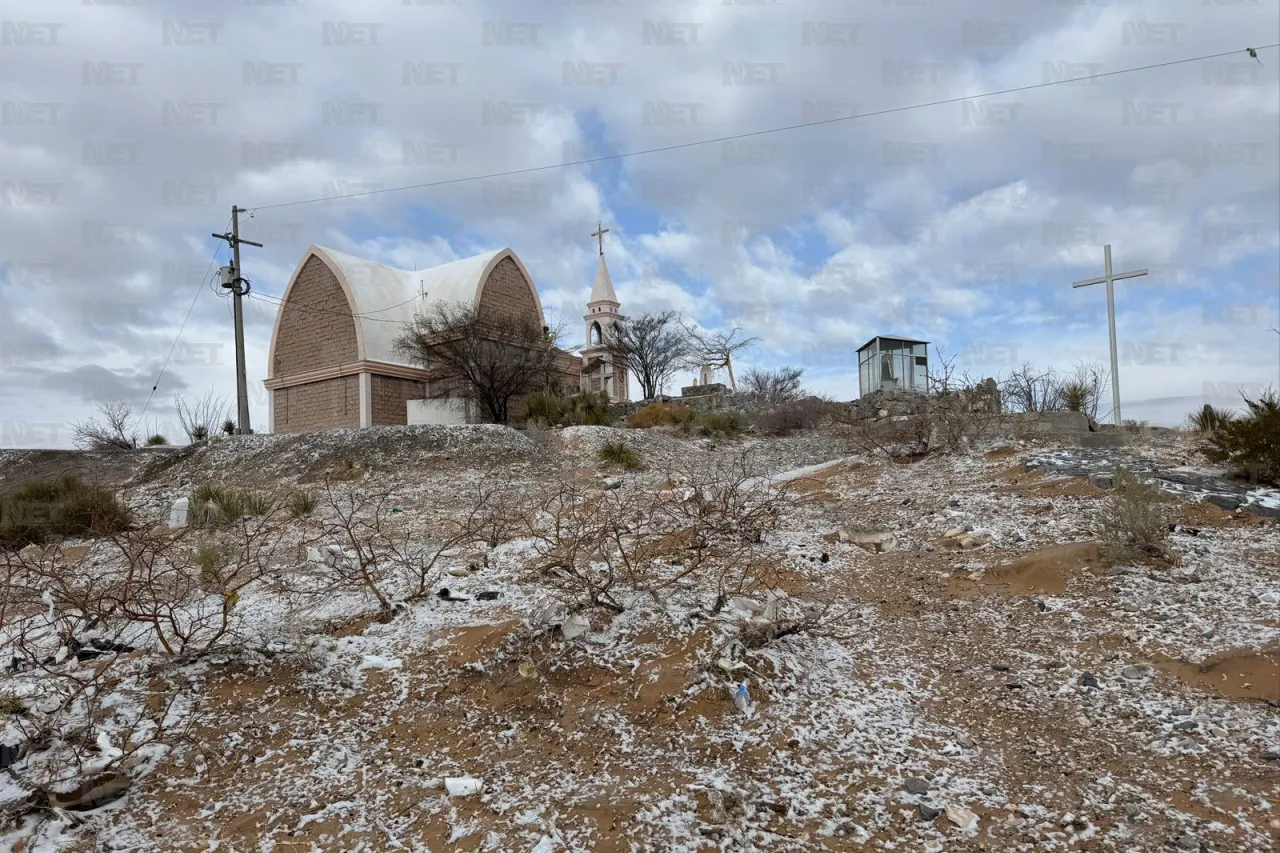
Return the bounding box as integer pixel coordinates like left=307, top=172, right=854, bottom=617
left=407, top=398, right=470, bottom=426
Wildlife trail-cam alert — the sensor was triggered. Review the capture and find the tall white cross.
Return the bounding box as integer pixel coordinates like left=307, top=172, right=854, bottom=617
left=591, top=221, right=609, bottom=256
left=1072, top=244, right=1147, bottom=425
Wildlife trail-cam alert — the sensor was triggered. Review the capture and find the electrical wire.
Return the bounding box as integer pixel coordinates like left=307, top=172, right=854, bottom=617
left=246, top=45, right=1277, bottom=213
left=247, top=291, right=425, bottom=323
left=139, top=218, right=232, bottom=418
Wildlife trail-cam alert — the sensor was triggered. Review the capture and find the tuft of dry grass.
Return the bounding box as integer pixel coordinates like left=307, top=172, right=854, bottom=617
left=598, top=441, right=641, bottom=469
left=1097, top=468, right=1173, bottom=565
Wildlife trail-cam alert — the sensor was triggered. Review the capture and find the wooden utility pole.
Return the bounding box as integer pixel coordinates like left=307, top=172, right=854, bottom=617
left=213, top=206, right=263, bottom=435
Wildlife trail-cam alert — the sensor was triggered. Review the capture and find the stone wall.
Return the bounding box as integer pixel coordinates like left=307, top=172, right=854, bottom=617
left=371, top=375, right=429, bottom=427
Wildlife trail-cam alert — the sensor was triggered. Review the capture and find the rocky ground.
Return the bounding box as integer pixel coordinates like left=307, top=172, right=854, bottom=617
left=1, top=425, right=1277, bottom=852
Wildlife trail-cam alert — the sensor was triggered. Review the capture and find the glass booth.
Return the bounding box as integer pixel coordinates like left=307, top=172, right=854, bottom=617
left=857, top=337, right=929, bottom=397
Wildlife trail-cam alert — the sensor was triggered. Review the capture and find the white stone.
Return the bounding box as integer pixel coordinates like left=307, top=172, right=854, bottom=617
left=1259, top=592, right=1280, bottom=606
left=168, top=497, right=189, bottom=530
left=561, top=613, right=590, bottom=640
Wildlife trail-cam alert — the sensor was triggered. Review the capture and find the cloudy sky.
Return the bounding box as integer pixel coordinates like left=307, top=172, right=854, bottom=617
left=1, top=0, right=1277, bottom=447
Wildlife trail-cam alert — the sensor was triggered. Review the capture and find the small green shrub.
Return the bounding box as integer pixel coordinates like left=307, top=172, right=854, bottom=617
left=0, top=476, right=132, bottom=547
left=1188, top=404, right=1235, bottom=433
left=598, top=441, right=641, bottom=469
left=288, top=489, right=317, bottom=518
left=145, top=434, right=168, bottom=446
left=0, top=692, right=25, bottom=715
left=695, top=412, right=743, bottom=438
left=570, top=391, right=615, bottom=427
left=524, top=392, right=569, bottom=426
left=1058, top=382, right=1089, bottom=413
left=1097, top=469, right=1173, bottom=565
left=221, top=419, right=236, bottom=436
left=192, top=538, right=233, bottom=588
left=525, top=391, right=615, bottom=427
left=189, top=485, right=275, bottom=528
left=1205, top=390, right=1280, bottom=485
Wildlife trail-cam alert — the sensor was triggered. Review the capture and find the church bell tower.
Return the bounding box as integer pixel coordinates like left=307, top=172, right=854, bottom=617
left=580, top=222, right=628, bottom=401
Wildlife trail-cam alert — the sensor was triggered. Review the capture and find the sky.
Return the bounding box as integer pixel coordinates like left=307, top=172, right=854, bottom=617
left=1, top=0, right=1278, bottom=448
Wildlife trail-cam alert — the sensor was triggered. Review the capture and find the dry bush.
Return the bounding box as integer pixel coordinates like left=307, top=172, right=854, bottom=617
left=71, top=400, right=139, bottom=451
left=832, top=411, right=931, bottom=460
left=751, top=397, right=829, bottom=436
left=511, top=451, right=791, bottom=615
left=627, top=401, right=696, bottom=429
left=693, top=411, right=744, bottom=438
left=0, top=477, right=133, bottom=548
left=1097, top=469, right=1173, bottom=565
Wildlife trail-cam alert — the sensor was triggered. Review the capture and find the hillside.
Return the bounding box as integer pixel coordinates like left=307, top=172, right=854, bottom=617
left=1, top=425, right=1278, bottom=852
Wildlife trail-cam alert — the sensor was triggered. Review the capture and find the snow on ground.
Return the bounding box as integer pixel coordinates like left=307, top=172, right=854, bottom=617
left=1, top=426, right=1277, bottom=851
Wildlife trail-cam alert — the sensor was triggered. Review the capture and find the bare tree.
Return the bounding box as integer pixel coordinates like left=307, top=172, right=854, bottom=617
left=740, top=366, right=805, bottom=404
left=71, top=400, right=138, bottom=450
left=174, top=390, right=229, bottom=443
left=682, top=323, right=758, bottom=391
left=603, top=310, right=692, bottom=400
left=394, top=301, right=565, bottom=424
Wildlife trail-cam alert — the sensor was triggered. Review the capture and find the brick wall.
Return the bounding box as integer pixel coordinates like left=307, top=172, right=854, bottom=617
left=478, top=256, right=539, bottom=323
left=273, top=375, right=360, bottom=433
left=371, top=375, right=429, bottom=426
left=273, top=255, right=359, bottom=378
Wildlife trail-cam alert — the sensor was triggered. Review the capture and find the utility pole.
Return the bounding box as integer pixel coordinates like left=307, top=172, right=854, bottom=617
left=213, top=205, right=263, bottom=435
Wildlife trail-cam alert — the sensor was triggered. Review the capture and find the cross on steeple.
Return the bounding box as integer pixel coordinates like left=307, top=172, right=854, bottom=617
left=591, top=221, right=609, bottom=256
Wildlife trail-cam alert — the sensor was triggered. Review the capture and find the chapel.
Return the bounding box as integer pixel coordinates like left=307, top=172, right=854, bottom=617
left=265, top=232, right=628, bottom=433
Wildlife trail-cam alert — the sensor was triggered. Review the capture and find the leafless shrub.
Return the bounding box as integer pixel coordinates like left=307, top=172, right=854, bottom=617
left=740, top=366, right=805, bottom=404
left=71, top=400, right=139, bottom=451
left=751, top=397, right=830, bottom=436
left=174, top=390, right=230, bottom=443
left=1000, top=363, right=1061, bottom=414
left=1097, top=469, right=1174, bottom=565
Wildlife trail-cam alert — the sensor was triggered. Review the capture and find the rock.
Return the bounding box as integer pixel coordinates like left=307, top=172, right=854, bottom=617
left=1259, top=592, right=1280, bottom=606
left=1080, top=672, right=1100, bottom=689
left=446, top=566, right=470, bottom=578
left=957, top=735, right=976, bottom=749
left=839, top=529, right=897, bottom=553
left=903, top=777, right=928, bottom=795
left=168, top=497, right=189, bottom=529
left=49, top=771, right=131, bottom=811
left=1174, top=835, right=1198, bottom=850
left=1172, top=720, right=1197, bottom=732
left=991, top=664, right=1011, bottom=672
left=918, top=803, right=941, bottom=822
left=1089, top=473, right=1114, bottom=489
left=18, top=544, right=43, bottom=560
left=1204, top=494, right=1241, bottom=511
left=945, top=804, right=979, bottom=831
left=1124, top=804, right=1142, bottom=818
left=475, top=591, right=501, bottom=601
left=601, top=476, right=622, bottom=490
left=1121, top=665, right=1152, bottom=681
left=820, top=552, right=829, bottom=564
left=1258, top=750, right=1280, bottom=761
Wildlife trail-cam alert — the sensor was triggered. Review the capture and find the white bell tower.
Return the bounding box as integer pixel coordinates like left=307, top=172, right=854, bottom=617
left=581, top=222, right=628, bottom=401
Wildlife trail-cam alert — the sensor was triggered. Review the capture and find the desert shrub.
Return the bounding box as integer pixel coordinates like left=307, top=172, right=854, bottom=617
left=288, top=489, right=318, bottom=518
left=598, top=441, right=641, bottom=469
left=569, top=391, right=615, bottom=426
left=627, top=402, right=696, bottom=429
left=145, top=434, right=168, bottom=446
left=1058, top=381, right=1089, bottom=413
left=1188, top=403, right=1236, bottom=434
left=1097, top=469, right=1173, bottom=564
left=221, top=419, right=236, bottom=436
left=752, top=398, right=828, bottom=436
left=0, top=692, right=25, bottom=715
left=0, top=476, right=132, bottom=547
left=1205, top=390, right=1280, bottom=484
left=523, top=392, right=569, bottom=427
left=1121, top=419, right=1150, bottom=433
left=695, top=412, right=743, bottom=438
left=190, top=486, right=275, bottom=528
left=740, top=366, right=805, bottom=404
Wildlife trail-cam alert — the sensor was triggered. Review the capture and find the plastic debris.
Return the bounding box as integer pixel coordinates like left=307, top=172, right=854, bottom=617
left=168, top=497, right=189, bottom=530
left=561, top=613, right=590, bottom=640
left=733, top=682, right=753, bottom=717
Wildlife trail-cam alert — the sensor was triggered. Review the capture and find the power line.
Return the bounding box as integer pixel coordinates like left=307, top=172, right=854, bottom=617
left=247, top=291, right=423, bottom=324
left=139, top=218, right=232, bottom=418
left=247, top=45, right=1276, bottom=213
